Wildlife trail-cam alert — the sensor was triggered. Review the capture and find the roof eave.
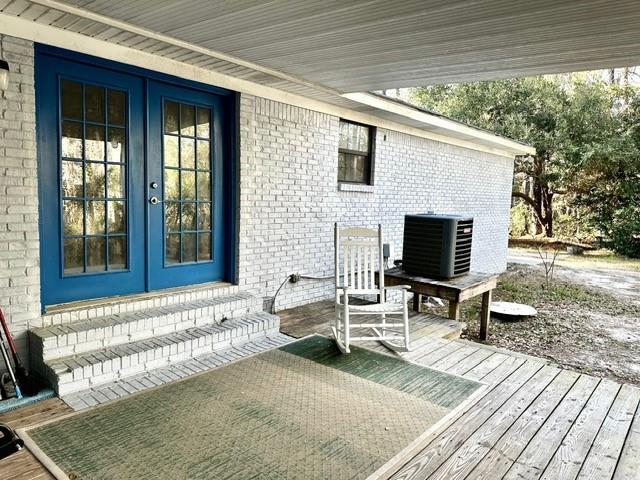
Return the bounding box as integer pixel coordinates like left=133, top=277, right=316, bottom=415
left=343, top=92, right=535, bottom=156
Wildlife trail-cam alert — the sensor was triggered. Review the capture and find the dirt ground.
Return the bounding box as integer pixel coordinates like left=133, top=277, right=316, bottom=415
left=454, top=264, right=640, bottom=386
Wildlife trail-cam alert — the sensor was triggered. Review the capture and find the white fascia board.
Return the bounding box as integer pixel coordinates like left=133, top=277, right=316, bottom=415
left=0, top=13, right=528, bottom=158
left=343, top=92, right=534, bottom=156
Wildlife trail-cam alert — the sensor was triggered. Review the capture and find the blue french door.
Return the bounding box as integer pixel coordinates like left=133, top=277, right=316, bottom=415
left=37, top=47, right=229, bottom=307
left=147, top=81, right=225, bottom=290
left=37, top=54, right=146, bottom=306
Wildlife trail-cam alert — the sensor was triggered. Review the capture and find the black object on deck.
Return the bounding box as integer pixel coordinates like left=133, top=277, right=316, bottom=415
left=0, top=423, right=24, bottom=460
left=402, top=214, right=473, bottom=279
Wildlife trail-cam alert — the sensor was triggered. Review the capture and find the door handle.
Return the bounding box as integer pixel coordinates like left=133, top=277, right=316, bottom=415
left=149, top=196, right=161, bottom=205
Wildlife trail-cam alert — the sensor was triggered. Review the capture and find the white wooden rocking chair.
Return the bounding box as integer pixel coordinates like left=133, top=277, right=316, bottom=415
left=331, top=224, right=411, bottom=354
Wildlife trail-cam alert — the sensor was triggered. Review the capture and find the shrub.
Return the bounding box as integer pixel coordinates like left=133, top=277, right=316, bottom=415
left=509, top=203, right=529, bottom=237
left=609, top=206, right=640, bottom=258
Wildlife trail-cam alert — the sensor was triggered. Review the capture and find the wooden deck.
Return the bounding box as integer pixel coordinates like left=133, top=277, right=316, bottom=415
left=281, top=300, right=640, bottom=480
left=278, top=297, right=465, bottom=341
left=2, top=299, right=639, bottom=480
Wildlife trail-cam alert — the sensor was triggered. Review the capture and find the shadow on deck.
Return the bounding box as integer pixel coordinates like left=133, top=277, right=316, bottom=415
left=278, top=298, right=464, bottom=341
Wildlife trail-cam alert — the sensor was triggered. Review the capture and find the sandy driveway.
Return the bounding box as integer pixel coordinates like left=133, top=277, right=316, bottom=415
left=507, top=248, right=640, bottom=304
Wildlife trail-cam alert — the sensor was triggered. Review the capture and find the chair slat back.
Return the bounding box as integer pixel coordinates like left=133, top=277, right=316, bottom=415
left=335, top=224, right=384, bottom=295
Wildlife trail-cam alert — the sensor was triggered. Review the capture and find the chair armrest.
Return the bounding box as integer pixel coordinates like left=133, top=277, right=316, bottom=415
left=385, top=285, right=412, bottom=290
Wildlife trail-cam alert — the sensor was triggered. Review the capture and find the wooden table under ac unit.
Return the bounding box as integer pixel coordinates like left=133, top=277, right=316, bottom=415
left=377, top=267, right=497, bottom=340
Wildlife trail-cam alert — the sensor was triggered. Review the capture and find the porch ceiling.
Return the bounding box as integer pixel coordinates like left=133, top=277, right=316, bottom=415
left=5, top=0, right=637, bottom=157
left=8, top=0, right=640, bottom=93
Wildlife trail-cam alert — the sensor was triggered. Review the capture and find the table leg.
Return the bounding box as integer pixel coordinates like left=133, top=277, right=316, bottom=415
left=480, top=290, right=492, bottom=340
left=412, top=293, right=422, bottom=312
left=448, top=301, right=461, bottom=320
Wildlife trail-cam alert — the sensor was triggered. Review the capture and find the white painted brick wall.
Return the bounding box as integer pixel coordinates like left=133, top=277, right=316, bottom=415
left=238, top=94, right=515, bottom=310
left=0, top=34, right=514, bottom=365
left=0, top=35, right=40, bottom=366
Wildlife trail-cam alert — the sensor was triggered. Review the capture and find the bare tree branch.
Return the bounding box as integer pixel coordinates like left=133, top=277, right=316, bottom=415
left=511, top=190, right=537, bottom=208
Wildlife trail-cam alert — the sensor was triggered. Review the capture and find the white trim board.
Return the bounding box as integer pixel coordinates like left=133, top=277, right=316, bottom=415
left=0, top=13, right=533, bottom=158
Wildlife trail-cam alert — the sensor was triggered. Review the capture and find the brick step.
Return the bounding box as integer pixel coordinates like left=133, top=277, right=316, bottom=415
left=30, top=291, right=261, bottom=361
left=37, top=311, right=280, bottom=395
left=41, top=282, right=241, bottom=326
left=62, top=332, right=294, bottom=411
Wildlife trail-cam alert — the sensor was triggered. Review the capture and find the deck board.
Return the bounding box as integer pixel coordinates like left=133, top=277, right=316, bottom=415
left=576, top=384, right=640, bottom=480
left=2, top=299, right=639, bottom=479
left=425, top=365, right=561, bottom=480
left=445, top=348, right=494, bottom=377
left=467, top=369, right=580, bottom=479
left=430, top=344, right=480, bottom=372
left=502, top=374, right=601, bottom=480
left=390, top=360, right=544, bottom=479
left=613, top=393, right=640, bottom=480
left=539, top=379, right=622, bottom=480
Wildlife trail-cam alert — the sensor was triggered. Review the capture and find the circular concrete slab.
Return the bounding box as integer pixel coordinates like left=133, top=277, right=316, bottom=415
left=490, top=301, right=537, bottom=318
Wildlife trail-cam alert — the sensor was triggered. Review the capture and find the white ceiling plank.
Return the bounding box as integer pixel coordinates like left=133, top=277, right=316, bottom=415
left=2, top=0, right=31, bottom=15
left=0, top=11, right=533, bottom=157
left=17, top=2, right=47, bottom=20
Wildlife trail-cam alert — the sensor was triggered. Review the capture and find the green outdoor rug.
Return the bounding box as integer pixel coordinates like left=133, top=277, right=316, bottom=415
left=21, top=335, right=484, bottom=480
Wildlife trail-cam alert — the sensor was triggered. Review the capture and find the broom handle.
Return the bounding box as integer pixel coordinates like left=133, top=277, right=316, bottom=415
left=0, top=307, right=20, bottom=363
left=0, top=333, right=22, bottom=399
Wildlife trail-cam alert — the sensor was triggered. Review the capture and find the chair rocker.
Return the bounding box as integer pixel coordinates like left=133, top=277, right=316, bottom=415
left=331, top=223, right=411, bottom=354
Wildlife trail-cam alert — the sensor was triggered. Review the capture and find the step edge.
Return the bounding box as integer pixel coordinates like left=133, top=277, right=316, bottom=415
left=33, top=291, right=262, bottom=339
left=61, top=332, right=294, bottom=405
left=41, top=282, right=250, bottom=326
left=54, top=323, right=281, bottom=395
left=42, top=313, right=280, bottom=391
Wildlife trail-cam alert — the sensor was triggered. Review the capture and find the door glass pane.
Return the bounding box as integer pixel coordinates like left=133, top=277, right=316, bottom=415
left=85, top=125, right=105, bottom=161
left=60, top=81, right=129, bottom=275
left=64, top=238, right=84, bottom=274
left=164, top=169, right=180, bottom=200
left=181, top=170, right=195, bottom=200
left=197, top=140, right=210, bottom=170
left=62, top=161, right=83, bottom=198
left=182, top=233, right=197, bottom=262
left=63, top=200, right=84, bottom=235
left=85, top=85, right=105, bottom=123
left=107, top=201, right=125, bottom=233
left=197, top=203, right=211, bottom=230
left=108, top=236, right=126, bottom=270
left=62, top=121, right=83, bottom=159
left=87, top=201, right=106, bottom=234
left=166, top=234, right=180, bottom=264
left=107, top=90, right=126, bottom=126
left=163, top=99, right=214, bottom=264
left=86, top=236, right=106, bottom=272
left=61, top=81, right=82, bottom=120
left=180, top=137, right=195, bottom=169
left=197, top=172, right=210, bottom=201
left=180, top=104, right=195, bottom=137
left=107, top=127, right=126, bottom=162
left=165, top=202, right=180, bottom=232
left=164, top=101, right=179, bottom=134
left=198, top=232, right=211, bottom=261
left=107, top=164, right=125, bottom=199
left=164, top=135, right=179, bottom=168
left=196, top=108, right=210, bottom=138
left=86, top=162, right=106, bottom=198
left=181, top=202, right=196, bottom=231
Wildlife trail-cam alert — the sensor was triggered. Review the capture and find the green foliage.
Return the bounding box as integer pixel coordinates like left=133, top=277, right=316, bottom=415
left=552, top=210, right=597, bottom=242
left=509, top=203, right=529, bottom=237
left=609, top=206, right=640, bottom=258
left=411, top=72, right=640, bottom=251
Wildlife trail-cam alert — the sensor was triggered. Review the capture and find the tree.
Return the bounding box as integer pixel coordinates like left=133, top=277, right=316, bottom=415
left=411, top=74, right=640, bottom=241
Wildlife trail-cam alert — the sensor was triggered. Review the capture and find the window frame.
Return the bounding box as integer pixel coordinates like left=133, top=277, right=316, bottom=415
left=337, top=119, right=376, bottom=185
